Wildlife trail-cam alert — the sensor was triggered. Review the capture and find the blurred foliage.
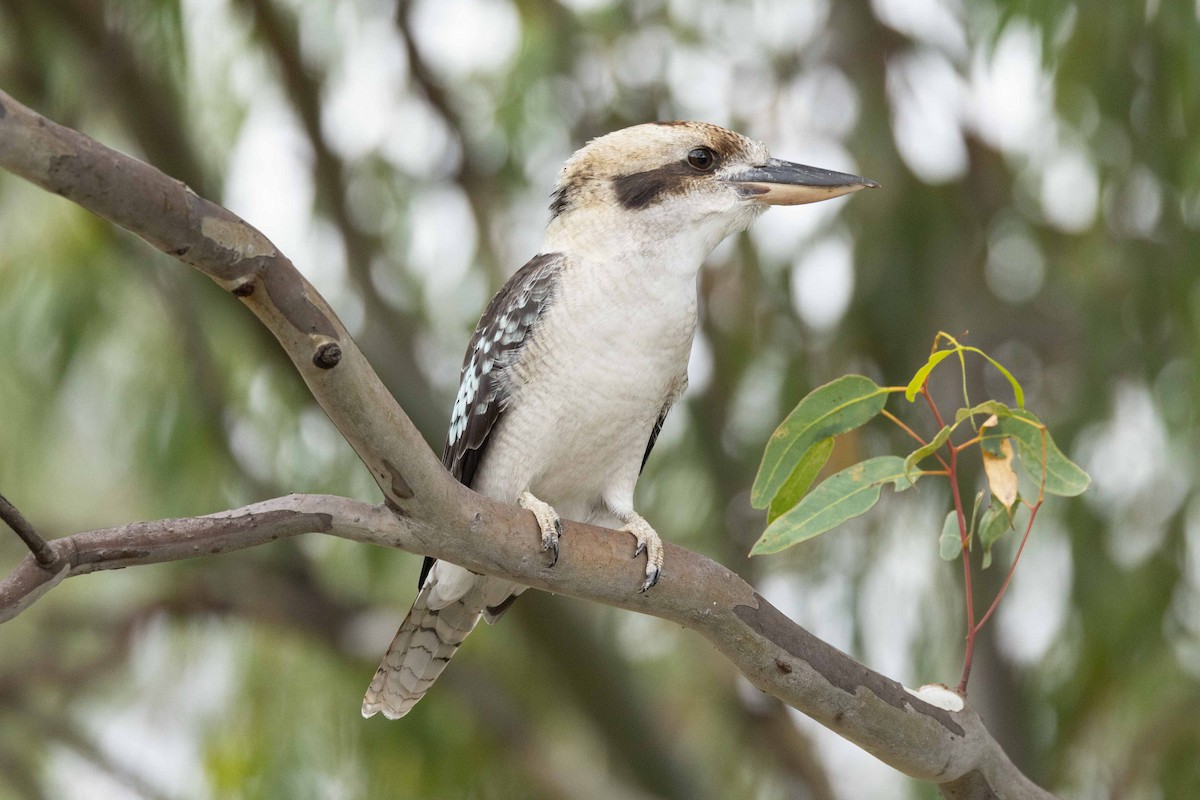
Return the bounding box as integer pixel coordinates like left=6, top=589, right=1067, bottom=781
left=2, top=0, right=1200, bottom=797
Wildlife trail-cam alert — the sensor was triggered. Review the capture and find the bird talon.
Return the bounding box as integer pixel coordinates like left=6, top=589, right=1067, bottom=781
left=520, top=491, right=563, bottom=567
left=620, top=512, right=665, bottom=593
left=640, top=567, right=661, bottom=593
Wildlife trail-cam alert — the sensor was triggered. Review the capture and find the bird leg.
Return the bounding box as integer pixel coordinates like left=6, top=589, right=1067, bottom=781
left=615, top=510, right=664, bottom=592
left=519, top=491, right=562, bottom=566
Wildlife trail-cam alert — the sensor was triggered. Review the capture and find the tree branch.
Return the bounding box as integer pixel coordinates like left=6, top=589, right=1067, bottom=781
left=0, top=88, right=1055, bottom=799
left=237, top=0, right=445, bottom=435
left=0, top=493, right=54, bottom=568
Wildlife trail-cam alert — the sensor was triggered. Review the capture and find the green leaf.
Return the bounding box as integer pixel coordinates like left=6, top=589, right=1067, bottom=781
left=954, top=400, right=1013, bottom=427
left=982, top=408, right=1091, bottom=497
left=905, top=349, right=955, bottom=401
left=767, top=437, right=834, bottom=524
left=979, top=497, right=1015, bottom=569
left=963, top=346, right=1026, bottom=408
left=751, top=376, right=890, bottom=509
left=939, top=510, right=964, bottom=561
left=903, top=424, right=953, bottom=481
left=750, top=456, right=907, bottom=555
left=967, top=489, right=986, bottom=539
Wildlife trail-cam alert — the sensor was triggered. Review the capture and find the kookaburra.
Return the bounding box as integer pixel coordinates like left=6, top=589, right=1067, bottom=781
left=362, top=121, right=876, bottom=719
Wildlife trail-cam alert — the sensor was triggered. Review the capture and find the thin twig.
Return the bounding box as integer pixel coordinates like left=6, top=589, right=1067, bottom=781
left=974, top=502, right=1042, bottom=634
left=881, top=408, right=952, bottom=472
left=881, top=408, right=928, bottom=446
left=922, top=386, right=976, bottom=694
left=0, top=494, right=54, bottom=568
left=0, top=89, right=1059, bottom=800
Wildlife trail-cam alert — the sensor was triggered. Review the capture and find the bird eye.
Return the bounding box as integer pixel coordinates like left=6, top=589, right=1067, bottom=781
left=687, top=147, right=716, bottom=171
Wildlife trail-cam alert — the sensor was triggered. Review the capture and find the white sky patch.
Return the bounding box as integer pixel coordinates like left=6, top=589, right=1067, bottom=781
left=49, top=619, right=238, bottom=800
left=614, top=611, right=682, bottom=662
left=1174, top=499, right=1200, bottom=677
left=860, top=496, right=942, bottom=682
left=223, top=98, right=314, bottom=259
left=967, top=22, right=1054, bottom=157
left=222, top=95, right=351, bottom=307
left=518, top=122, right=572, bottom=198
left=887, top=49, right=968, bottom=184
left=871, top=0, right=968, bottom=58
left=1078, top=382, right=1167, bottom=512
left=180, top=0, right=253, bottom=161
left=1040, top=147, right=1100, bottom=232
left=557, top=0, right=614, bottom=11
left=299, top=405, right=348, bottom=469
left=781, top=66, right=861, bottom=140
left=408, top=184, right=478, bottom=299
left=181, top=0, right=243, bottom=79
left=500, top=187, right=560, bottom=270
left=676, top=0, right=827, bottom=62
left=724, top=351, right=785, bottom=452
left=786, top=706, right=909, bottom=799
left=410, top=0, right=521, bottom=78
left=380, top=96, right=457, bottom=181
left=1105, top=165, right=1163, bottom=238
left=615, top=26, right=672, bottom=88
left=759, top=555, right=858, bottom=658
left=571, top=47, right=619, bottom=118
left=749, top=204, right=810, bottom=268
left=727, top=61, right=778, bottom=122
left=996, top=518, right=1073, bottom=666
left=321, top=22, right=410, bottom=160
left=790, top=234, right=855, bottom=333
left=752, top=0, right=830, bottom=56
left=686, top=329, right=714, bottom=397
left=1076, top=381, right=1190, bottom=568
left=667, top=45, right=734, bottom=126
left=985, top=220, right=1045, bottom=304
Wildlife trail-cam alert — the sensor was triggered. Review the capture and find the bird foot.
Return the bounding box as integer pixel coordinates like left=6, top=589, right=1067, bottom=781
left=519, top=492, right=562, bottom=566
left=619, top=512, right=664, bottom=592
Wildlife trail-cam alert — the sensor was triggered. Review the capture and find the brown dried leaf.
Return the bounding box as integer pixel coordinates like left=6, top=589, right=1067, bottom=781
left=982, top=437, right=1019, bottom=509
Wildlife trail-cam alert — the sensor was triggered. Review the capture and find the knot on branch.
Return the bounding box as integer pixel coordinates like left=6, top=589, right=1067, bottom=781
left=313, top=342, right=343, bottom=369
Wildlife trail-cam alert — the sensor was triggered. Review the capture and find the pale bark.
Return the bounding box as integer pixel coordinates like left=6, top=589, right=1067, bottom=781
left=0, top=88, right=1055, bottom=799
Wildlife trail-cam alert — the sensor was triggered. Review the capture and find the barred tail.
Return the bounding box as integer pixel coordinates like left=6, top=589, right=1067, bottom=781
left=361, top=584, right=482, bottom=720
left=362, top=566, right=521, bottom=720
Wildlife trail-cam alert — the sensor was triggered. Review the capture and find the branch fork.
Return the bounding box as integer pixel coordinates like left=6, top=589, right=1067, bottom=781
left=0, top=88, right=1056, bottom=799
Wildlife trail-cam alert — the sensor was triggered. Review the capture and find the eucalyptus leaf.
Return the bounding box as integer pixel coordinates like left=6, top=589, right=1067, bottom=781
left=905, top=349, right=955, bottom=401
left=767, top=437, right=834, bottom=524
left=751, top=456, right=907, bottom=555
left=751, top=376, right=890, bottom=508
left=979, top=498, right=1015, bottom=569
left=954, top=400, right=1013, bottom=427
left=939, top=510, right=963, bottom=561
left=964, top=346, right=1026, bottom=408
left=982, top=408, right=1090, bottom=497
left=903, top=424, right=952, bottom=481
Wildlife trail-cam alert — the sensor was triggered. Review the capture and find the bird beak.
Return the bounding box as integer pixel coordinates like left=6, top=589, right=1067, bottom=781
left=727, top=158, right=879, bottom=206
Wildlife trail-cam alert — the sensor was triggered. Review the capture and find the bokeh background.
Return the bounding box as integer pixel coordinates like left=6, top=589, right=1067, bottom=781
left=1, top=0, right=1198, bottom=797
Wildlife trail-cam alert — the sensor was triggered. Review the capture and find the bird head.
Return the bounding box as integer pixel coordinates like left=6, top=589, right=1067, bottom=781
left=544, top=121, right=876, bottom=260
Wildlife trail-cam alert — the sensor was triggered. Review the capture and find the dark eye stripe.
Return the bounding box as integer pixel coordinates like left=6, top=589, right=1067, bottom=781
left=612, top=163, right=695, bottom=209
